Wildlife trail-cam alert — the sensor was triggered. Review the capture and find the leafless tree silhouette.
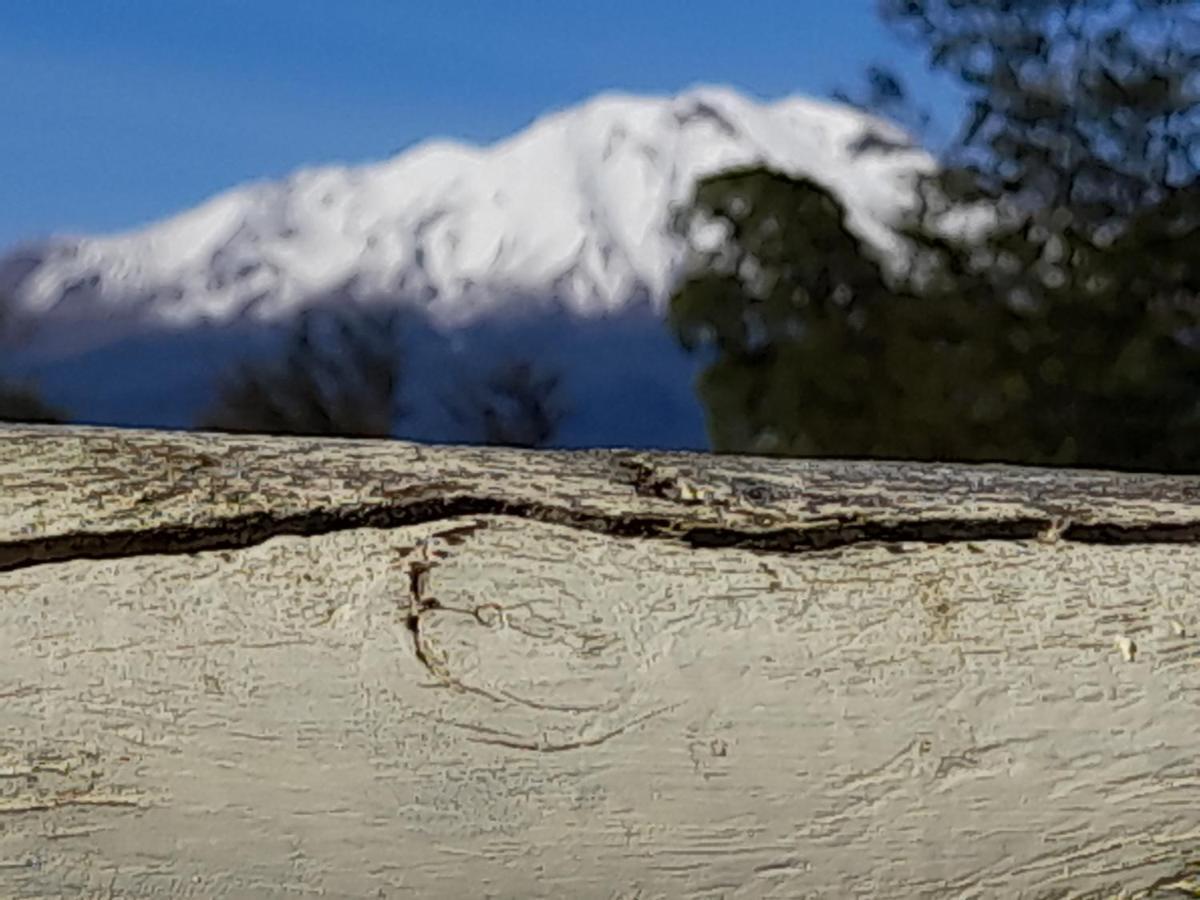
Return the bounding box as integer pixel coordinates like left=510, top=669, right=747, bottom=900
left=0, top=291, right=67, bottom=424
left=197, top=303, right=406, bottom=438
left=443, top=358, right=569, bottom=448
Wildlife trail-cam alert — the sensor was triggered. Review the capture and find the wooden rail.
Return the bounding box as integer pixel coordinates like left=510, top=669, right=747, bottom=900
left=2, top=424, right=1198, bottom=898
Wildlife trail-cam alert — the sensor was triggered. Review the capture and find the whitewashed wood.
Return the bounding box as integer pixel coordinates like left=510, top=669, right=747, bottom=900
left=1, top=424, right=1199, bottom=898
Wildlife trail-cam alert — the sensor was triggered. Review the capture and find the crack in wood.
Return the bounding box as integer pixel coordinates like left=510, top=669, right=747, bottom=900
left=400, top=546, right=488, bottom=699
left=1129, top=856, right=1200, bottom=899
left=4, top=492, right=1200, bottom=574
left=462, top=703, right=683, bottom=753
left=397, top=538, right=622, bottom=715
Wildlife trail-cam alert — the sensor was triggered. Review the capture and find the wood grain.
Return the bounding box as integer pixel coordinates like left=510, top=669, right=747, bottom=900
left=1, top=424, right=1198, bottom=898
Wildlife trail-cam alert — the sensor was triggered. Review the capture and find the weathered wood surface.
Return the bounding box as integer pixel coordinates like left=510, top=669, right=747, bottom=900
left=1, top=423, right=1199, bottom=899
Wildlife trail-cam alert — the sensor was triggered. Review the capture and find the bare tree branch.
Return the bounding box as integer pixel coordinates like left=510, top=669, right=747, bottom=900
left=197, top=303, right=406, bottom=438
left=443, top=358, right=570, bottom=448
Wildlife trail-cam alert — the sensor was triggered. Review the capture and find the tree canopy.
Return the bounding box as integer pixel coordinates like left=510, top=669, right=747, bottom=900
left=668, top=0, right=1200, bottom=472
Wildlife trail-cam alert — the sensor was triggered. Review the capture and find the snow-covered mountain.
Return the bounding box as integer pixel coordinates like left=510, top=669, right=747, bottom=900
left=1, top=85, right=933, bottom=330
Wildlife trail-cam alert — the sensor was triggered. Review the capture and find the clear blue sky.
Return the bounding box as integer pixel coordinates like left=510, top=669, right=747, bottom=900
left=0, top=1, right=967, bottom=249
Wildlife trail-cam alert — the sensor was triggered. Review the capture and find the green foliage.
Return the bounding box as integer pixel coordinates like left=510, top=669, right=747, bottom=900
left=670, top=169, right=1050, bottom=462
left=197, top=304, right=406, bottom=438
left=832, top=64, right=933, bottom=145
left=881, top=0, right=1199, bottom=225
left=670, top=169, right=891, bottom=455
left=443, top=358, right=569, bottom=448
left=667, top=0, right=1200, bottom=472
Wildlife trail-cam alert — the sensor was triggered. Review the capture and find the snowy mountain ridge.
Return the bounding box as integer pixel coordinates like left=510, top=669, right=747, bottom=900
left=1, top=85, right=935, bottom=330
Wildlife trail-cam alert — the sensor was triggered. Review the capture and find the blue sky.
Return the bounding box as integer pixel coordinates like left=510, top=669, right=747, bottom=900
left=0, top=1, right=967, bottom=249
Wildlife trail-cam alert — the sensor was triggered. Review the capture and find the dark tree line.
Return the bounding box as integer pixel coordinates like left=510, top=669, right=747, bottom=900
left=198, top=305, right=408, bottom=439
left=198, top=301, right=570, bottom=448
left=0, top=293, right=67, bottom=425
left=0, top=286, right=571, bottom=448
left=442, top=360, right=568, bottom=449
left=669, top=0, right=1200, bottom=472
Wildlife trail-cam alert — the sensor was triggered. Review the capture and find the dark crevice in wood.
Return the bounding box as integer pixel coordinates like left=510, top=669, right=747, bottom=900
left=404, top=556, right=443, bottom=681
left=2, top=494, right=1200, bottom=573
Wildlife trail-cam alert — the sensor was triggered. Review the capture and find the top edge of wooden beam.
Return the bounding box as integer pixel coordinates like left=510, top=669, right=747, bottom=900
left=2, top=424, right=1200, bottom=558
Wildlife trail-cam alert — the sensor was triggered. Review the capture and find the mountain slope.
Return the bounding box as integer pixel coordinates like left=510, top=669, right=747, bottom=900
left=2, top=86, right=933, bottom=329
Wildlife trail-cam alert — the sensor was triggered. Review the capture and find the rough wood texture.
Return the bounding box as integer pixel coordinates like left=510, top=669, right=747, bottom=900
left=2, top=423, right=1199, bottom=899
